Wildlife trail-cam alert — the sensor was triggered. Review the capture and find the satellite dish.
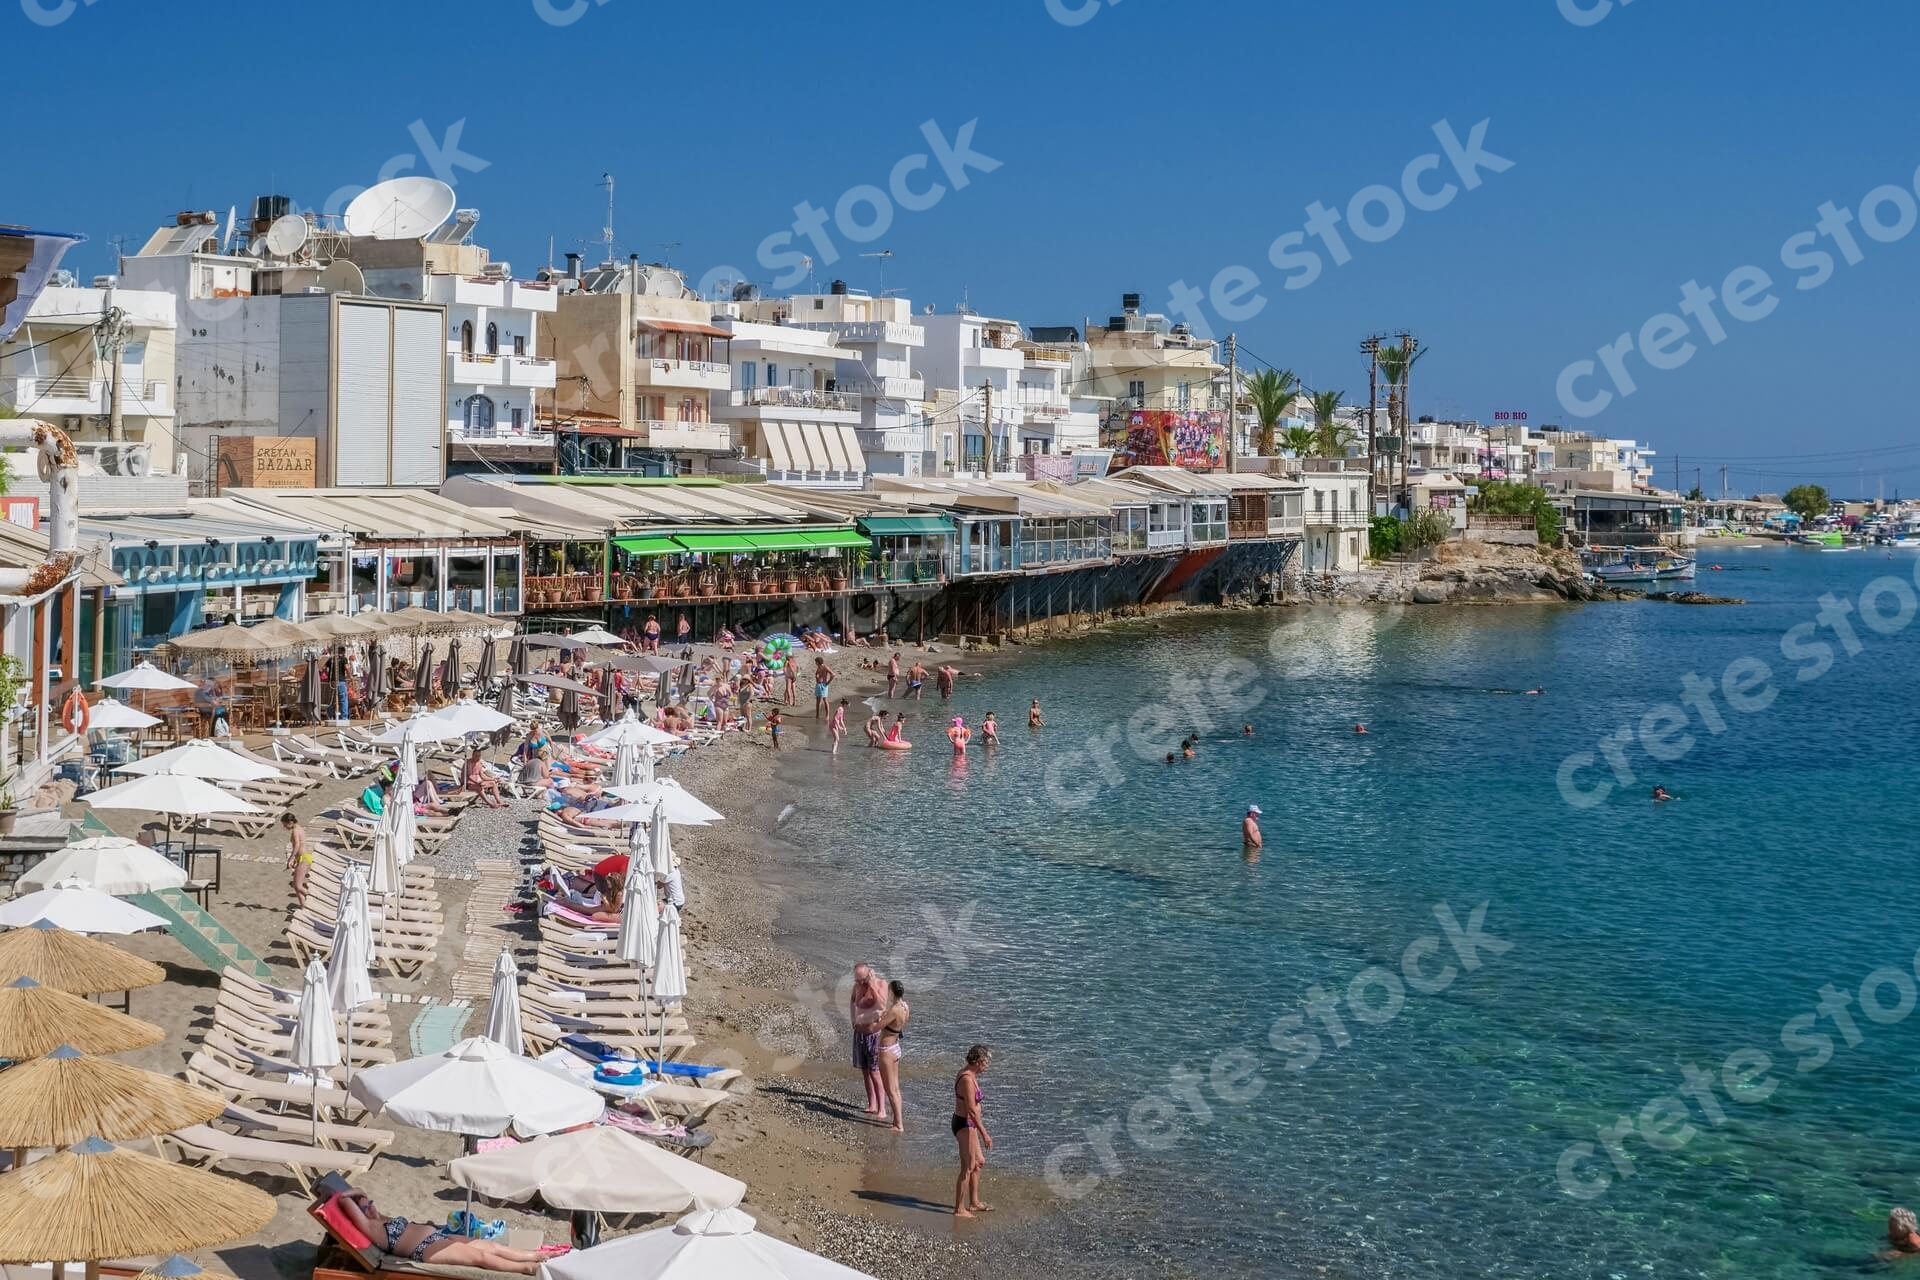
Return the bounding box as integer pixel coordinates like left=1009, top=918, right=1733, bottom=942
left=315, top=260, right=366, bottom=294
left=343, top=177, right=456, bottom=241
left=262, top=214, right=309, bottom=258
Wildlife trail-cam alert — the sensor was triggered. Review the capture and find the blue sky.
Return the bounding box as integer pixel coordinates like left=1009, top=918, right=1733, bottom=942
left=11, top=0, right=1919, bottom=495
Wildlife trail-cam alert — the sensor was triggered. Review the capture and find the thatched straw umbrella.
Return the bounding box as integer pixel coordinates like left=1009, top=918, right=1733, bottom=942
left=0, top=1046, right=223, bottom=1148
left=0, top=1137, right=274, bottom=1280
left=0, top=978, right=163, bottom=1058
left=0, top=923, right=164, bottom=998
left=136, top=1257, right=212, bottom=1280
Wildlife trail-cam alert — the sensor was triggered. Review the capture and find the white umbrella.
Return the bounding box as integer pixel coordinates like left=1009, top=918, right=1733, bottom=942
left=0, top=880, right=167, bottom=934
left=483, top=947, right=524, bottom=1055
left=584, top=720, right=678, bottom=750
left=648, top=801, right=673, bottom=879
left=96, top=662, right=195, bottom=692
left=327, top=864, right=376, bottom=1079
left=17, top=837, right=187, bottom=896
left=83, top=699, right=160, bottom=731
left=120, top=739, right=281, bottom=782
left=389, top=741, right=419, bottom=870
left=84, top=774, right=264, bottom=816
left=369, top=825, right=401, bottom=898
left=372, top=713, right=468, bottom=746
left=430, top=700, right=516, bottom=736
left=612, top=739, right=637, bottom=790
left=346, top=1036, right=604, bottom=1138
left=450, top=1127, right=744, bottom=1215
left=536, top=1208, right=877, bottom=1280
left=567, top=626, right=624, bottom=647
left=616, top=859, right=658, bottom=969
left=291, top=958, right=341, bottom=1140
left=599, top=779, right=722, bottom=826
left=652, top=902, right=687, bottom=1069
left=637, top=743, right=656, bottom=787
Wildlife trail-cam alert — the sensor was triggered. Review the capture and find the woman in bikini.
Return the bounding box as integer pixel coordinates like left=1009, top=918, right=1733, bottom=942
left=875, top=980, right=909, bottom=1132
left=952, top=1043, right=993, bottom=1217
left=335, top=1190, right=549, bottom=1274
left=829, top=697, right=849, bottom=755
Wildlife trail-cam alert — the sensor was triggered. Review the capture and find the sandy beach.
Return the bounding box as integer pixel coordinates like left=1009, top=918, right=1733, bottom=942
left=67, top=640, right=1123, bottom=1280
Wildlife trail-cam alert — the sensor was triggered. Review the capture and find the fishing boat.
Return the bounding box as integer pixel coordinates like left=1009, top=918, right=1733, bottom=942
left=1582, top=546, right=1697, bottom=584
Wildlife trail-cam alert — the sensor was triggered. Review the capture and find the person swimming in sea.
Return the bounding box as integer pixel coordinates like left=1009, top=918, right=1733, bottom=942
left=1353, top=724, right=1369, bottom=735
left=1652, top=785, right=1672, bottom=802
left=1885, top=1207, right=1920, bottom=1258
left=1242, top=724, right=1254, bottom=737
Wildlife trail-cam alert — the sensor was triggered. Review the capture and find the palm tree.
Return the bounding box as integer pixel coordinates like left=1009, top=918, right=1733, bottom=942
left=1243, top=368, right=1299, bottom=457
left=1310, top=390, right=1349, bottom=457
left=1374, top=345, right=1410, bottom=444
left=1280, top=425, right=1320, bottom=457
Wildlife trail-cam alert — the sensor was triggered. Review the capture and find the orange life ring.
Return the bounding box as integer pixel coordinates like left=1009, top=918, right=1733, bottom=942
left=61, top=689, right=90, bottom=736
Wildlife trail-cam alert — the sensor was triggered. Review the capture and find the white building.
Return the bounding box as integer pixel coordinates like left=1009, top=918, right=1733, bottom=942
left=916, top=311, right=1028, bottom=477
left=1297, top=461, right=1372, bottom=572
left=0, top=276, right=177, bottom=457
left=708, top=308, right=866, bottom=488
left=422, top=272, right=557, bottom=443
left=774, top=286, right=928, bottom=477
left=1014, top=327, right=1099, bottom=456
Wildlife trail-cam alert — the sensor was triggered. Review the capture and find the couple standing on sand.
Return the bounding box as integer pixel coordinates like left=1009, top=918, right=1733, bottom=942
left=851, top=963, right=996, bottom=1217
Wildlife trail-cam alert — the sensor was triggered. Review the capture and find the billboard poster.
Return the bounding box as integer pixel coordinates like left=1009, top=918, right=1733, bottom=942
left=1120, top=410, right=1225, bottom=470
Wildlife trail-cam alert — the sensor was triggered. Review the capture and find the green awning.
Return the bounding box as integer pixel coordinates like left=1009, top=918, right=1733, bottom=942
left=858, top=516, right=953, bottom=538
left=737, top=531, right=819, bottom=552
left=671, top=532, right=762, bottom=555
left=613, top=535, right=682, bottom=556
left=795, top=529, right=871, bottom=550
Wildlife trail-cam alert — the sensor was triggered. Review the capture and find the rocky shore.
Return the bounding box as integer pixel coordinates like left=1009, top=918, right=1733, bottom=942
left=1288, top=539, right=1620, bottom=606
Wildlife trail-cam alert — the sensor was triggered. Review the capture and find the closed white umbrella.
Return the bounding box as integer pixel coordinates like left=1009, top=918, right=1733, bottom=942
left=347, top=1035, right=604, bottom=1138
left=96, top=662, right=195, bottom=692
left=17, top=838, right=187, bottom=896
left=369, top=825, right=401, bottom=898
left=0, top=880, right=167, bottom=934
left=450, top=1127, right=744, bottom=1215
left=120, top=739, right=280, bottom=782
left=83, top=699, right=160, bottom=731
left=483, top=948, right=523, bottom=1055
left=612, top=739, right=637, bottom=791
left=648, top=802, right=673, bottom=879
left=535, top=1208, right=877, bottom=1280
left=652, top=901, right=687, bottom=1069
left=389, top=741, right=419, bottom=870
left=616, top=859, right=657, bottom=968
left=291, top=958, right=341, bottom=1140
left=637, top=743, right=656, bottom=787
left=327, top=864, right=376, bottom=1079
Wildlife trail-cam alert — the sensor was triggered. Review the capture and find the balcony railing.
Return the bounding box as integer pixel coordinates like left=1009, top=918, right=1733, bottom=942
left=726, top=386, right=860, bottom=412
left=635, top=420, right=732, bottom=451
left=2, top=376, right=170, bottom=414
left=1022, top=345, right=1075, bottom=365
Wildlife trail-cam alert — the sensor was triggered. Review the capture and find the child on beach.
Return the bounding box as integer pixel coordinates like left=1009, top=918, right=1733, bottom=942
left=982, top=712, right=998, bottom=746
left=282, top=813, right=311, bottom=908
left=830, top=698, right=848, bottom=755
left=766, top=708, right=783, bottom=750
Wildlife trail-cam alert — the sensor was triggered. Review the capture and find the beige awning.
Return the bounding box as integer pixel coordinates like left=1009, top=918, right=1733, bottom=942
left=759, top=424, right=794, bottom=472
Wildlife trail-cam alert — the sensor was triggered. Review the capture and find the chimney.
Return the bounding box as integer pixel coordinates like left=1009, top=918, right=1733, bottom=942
left=565, top=252, right=581, bottom=281
left=628, top=253, right=638, bottom=300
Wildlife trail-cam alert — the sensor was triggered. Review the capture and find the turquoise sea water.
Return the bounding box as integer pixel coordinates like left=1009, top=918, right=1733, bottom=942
left=772, top=546, right=1920, bottom=1278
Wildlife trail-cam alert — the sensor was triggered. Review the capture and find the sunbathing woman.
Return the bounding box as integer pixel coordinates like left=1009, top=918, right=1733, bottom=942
left=335, top=1190, right=550, bottom=1274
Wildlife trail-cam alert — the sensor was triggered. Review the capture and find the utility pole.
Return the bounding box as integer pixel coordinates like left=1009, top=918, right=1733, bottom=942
left=1721, top=466, right=1728, bottom=500
left=1396, top=331, right=1419, bottom=510
left=1360, top=335, right=1382, bottom=511
left=97, top=289, right=132, bottom=445
left=980, top=379, right=993, bottom=477
left=1225, top=333, right=1237, bottom=470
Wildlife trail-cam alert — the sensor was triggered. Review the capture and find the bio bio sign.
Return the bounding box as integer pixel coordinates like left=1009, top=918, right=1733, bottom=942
left=1492, top=411, right=1529, bottom=422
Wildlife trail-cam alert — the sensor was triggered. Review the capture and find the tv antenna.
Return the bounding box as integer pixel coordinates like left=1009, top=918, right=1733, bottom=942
left=599, top=173, right=615, bottom=264
left=860, top=248, right=894, bottom=293
left=657, top=242, right=681, bottom=266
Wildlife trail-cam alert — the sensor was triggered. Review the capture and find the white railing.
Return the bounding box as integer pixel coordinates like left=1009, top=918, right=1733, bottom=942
left=636, top=420, right=732, bottom=450
left=726, top=386, right=860, bottom=412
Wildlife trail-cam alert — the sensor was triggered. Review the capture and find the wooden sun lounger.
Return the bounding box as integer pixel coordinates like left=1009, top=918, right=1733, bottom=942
left=307, top=844, right=437, bottom=889
left=215, top=974, right=391, bottom=1038
left=218, top=1101, right=396, bottom=1157
left=211, top=1008, right=397, bottom=1065
left=214, top=990, right=394, bottom=1049
left=162, top=1123, right=374, bottom=1195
